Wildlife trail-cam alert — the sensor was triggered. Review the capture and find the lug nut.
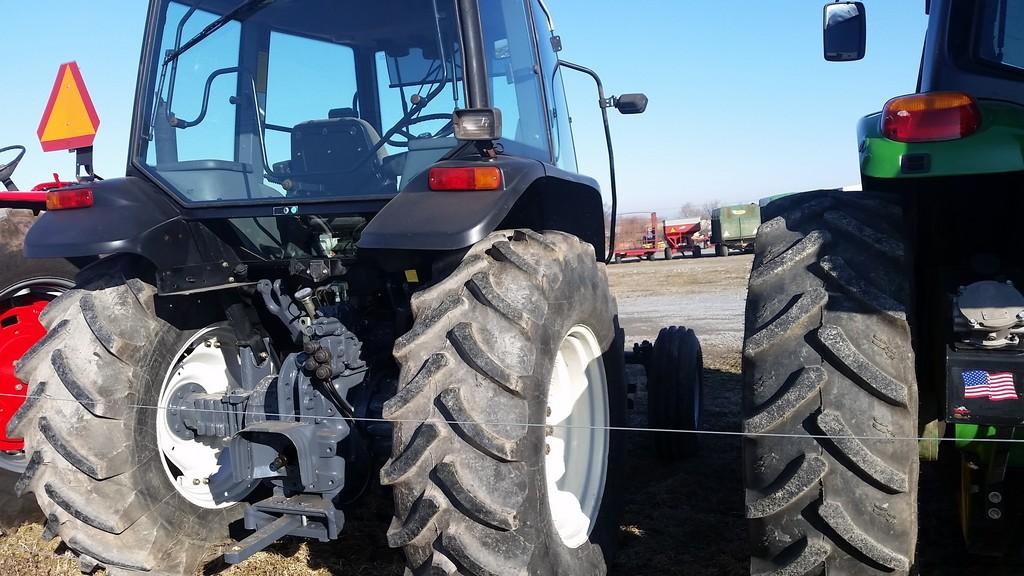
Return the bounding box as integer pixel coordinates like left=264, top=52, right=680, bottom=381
left=192, top=478, right=201, bottom=486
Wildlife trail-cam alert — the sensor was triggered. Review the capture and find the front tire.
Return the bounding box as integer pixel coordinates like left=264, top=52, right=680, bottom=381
left=383, top=230, right=626, bottom=575
left=9, top=257, right=251, bottom=575
left=743, top=191, right=918, bottom=575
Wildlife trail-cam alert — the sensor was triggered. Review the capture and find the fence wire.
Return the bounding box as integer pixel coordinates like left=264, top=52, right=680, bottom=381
left=0, top=390, right=1016, bottom=444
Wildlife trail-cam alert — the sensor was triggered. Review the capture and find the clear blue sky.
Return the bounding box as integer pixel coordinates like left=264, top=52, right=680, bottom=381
left=0, top=1, right=927, bottom=215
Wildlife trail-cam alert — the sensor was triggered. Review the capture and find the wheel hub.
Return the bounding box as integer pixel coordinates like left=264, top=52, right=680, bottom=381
left=156, top=327, right=257, bottom=509
left=544, top=325, right=610, bottom=549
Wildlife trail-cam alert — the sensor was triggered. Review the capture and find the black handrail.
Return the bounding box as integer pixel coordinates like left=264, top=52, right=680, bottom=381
left=557, top=60, right=619, bottom=265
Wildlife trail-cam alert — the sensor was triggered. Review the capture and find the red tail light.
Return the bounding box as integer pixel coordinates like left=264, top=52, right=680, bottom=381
left=46, top=188, right=93, bottom=210
left=882, top=92, right=980, bottom=143
left=428, top=167, right=503, bottom=191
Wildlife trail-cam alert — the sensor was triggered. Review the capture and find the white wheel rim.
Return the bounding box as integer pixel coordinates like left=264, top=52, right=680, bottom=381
left=156, top=326, right=257, bottom=509
left=545, top=325, right=610, bottom=549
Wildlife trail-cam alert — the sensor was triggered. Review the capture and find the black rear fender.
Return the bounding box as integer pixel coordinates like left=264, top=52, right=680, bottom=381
left=358, top=157, right=606, bottom=260
left=24, top=177, right=196, bottom=270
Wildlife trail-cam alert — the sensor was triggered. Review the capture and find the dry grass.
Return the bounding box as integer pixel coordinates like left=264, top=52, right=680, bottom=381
left=0, top=523, right=82, bottom=576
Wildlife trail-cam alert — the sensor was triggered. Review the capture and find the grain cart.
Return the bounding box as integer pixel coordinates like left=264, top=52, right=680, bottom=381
left=663, top=217, right=706, bottom=260
left=744, top=1, right=1024, bottom=573
left=2, top=2, right=691, bottom=575
left=711, top=202, right=759, bottom=257
left=0, top=145, right=79, bottom=476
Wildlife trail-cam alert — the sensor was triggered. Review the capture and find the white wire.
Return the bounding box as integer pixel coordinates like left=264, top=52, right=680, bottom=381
left=0, top=391, right=1016, bottom=444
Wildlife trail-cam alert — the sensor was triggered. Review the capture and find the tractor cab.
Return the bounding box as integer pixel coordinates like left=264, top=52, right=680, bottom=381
left=138, top=0, right=573, bottom=206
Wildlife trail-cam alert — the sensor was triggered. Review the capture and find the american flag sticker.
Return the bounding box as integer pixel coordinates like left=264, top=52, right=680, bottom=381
left=962, top=370, right=1019, bottom=402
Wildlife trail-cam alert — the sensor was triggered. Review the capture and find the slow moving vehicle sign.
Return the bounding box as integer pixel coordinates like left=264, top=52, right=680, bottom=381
left=36, top=61, right=100, bottom=152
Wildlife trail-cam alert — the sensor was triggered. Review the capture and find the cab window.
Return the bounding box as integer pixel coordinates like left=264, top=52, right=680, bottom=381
left=480, top=0, right=550, bottom=159
left=531, top=0, right=577, bottom=171
left=264, top=32, right=358, bottom=192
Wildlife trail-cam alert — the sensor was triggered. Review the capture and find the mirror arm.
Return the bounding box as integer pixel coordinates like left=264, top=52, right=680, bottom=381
left=558, top=59, right=619, bottom=265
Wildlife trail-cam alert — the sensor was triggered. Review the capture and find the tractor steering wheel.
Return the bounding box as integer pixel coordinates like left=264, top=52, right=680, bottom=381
left=386, top=114, right=455, bottom=148
left=0, top=145, right=27, bottom=191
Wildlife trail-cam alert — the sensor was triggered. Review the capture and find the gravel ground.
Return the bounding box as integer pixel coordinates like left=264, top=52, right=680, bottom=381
left=0, top=253, right=1015, bottom=575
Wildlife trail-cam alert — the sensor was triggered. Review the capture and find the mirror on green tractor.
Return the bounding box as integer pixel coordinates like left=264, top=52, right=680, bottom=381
left=823, top=1, right=867, bottom=62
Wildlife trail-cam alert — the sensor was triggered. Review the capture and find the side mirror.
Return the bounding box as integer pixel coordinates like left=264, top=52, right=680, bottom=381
left=614, top=93, right=649, bottom=115
left=823, top=2, right=866, bottom=62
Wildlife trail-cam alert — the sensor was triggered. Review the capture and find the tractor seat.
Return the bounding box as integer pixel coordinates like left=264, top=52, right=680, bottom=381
left=288, top=116, right=391, bottom=196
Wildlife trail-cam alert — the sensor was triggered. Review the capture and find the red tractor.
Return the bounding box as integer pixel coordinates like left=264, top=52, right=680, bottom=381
left=0, top=145, right=78, bottom=475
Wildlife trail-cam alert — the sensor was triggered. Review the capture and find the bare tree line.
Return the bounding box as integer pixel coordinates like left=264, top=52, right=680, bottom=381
left=604, top=200, right=721, bottom=227
left=677, top=200, right=721, bottom=221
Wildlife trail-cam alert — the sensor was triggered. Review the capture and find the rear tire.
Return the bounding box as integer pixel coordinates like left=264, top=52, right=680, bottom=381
left=664, top=247, right=673, bottom=261
left=9, top=257, right=248, bottom=575
left=743, top=191, right=918, bottom=575
left=0, top=209, right=77, bottom=475
left=384, top=230, right=626, bottom=575
left=715, top=244, right=728, bottom=257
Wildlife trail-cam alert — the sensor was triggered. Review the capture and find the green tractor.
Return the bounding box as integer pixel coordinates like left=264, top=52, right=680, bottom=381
left=744, top=1, right=1024, bottom=573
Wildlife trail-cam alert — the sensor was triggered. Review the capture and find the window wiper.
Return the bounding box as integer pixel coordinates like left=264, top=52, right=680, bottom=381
left=163, top=0, right=276, bottom=65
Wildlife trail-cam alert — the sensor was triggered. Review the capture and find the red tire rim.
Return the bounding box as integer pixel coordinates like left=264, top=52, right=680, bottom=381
left=0, top=278, right=72, bottom=470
